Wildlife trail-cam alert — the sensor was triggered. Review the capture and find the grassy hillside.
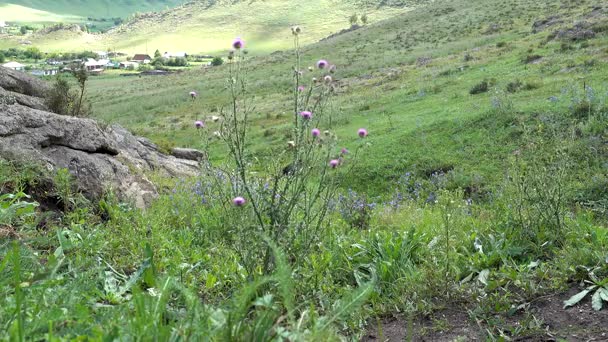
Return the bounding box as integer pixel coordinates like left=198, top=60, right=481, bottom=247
left=2, top=0, right=608, bottom=340
left=1, top=0, right=417, bottom=53
left=87, top=0, right=608, bottom=195
left=0, top=0, right=183, bottom=19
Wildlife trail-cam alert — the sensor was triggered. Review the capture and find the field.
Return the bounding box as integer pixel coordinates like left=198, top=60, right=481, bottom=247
left=2, top=0, right=608, bottom=340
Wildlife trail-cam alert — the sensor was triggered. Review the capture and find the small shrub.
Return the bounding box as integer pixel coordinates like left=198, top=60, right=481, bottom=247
left=469, top=80, right=489, bottom=95
left=496, top=41, right=507, bottom=48
left=522, top=54, right=543, bottom=64
left=522, top=80, right=542, bottom=91
left=211, top=56, right=223, bottom=66
left=506, top=80, right=522, bottom=93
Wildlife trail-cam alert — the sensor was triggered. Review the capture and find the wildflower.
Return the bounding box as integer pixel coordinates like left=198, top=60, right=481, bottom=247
left=189, top=91, right=197, bottom=99
left=329, top=159, right=340, bottom=168
left=312, top=77, right=317, bottom=82
left=287, top=140, right=296, bottom=148
left=298, top=85, right=305, bottom=92
left=232, top=37, right=244, bottom=50
left=291, top=26, right=302, bottom=35
left=312, top=128, right=321, bottom=137
left=317, top=59, right=328, bottom=69
left=324, top=130, right=330, bottom=136
left=195, top=120, right=204, bottom=128
left=211, top=115, right=221, bottom=122
left=324, top=75, right=332, bottom=83
left=358, top=128, right=368, bottom=137
left=341, top=148, right=349, bottom=154
left=233, top=196, right=246, bottom=206
left=308, top=66, right=314, bottom=72
left=329, top=65, right=337, bottom=73
left=300, top=111, right=312, bottom=120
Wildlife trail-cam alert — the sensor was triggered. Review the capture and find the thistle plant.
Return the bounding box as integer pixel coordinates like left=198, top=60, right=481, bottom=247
left=202, top=31, right=367, bottom=275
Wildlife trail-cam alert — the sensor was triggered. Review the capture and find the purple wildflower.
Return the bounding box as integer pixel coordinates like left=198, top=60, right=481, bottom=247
left=312, top=128, right=321, bottom=137
left=232, top=37, right=244, bottom=50
left=300, top=111, right=312, bottom=120
left=341, top=148, right=349, bottom=154
left=317, top=59, right=328, bottom=69
left=358, top=128, right=368, bottom=138
left=298, top=85, right=305, bottom=92
left=233, top=196, right=246, bottom=206
left=329, top=159, right=340, bottom=168
left=195, top=120, right=205, bottom=128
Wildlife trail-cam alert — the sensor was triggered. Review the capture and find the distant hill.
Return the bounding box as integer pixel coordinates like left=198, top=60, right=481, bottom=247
left=0, top=0, right=184, bottom=19
left=0, top=0, right=425, bottom=54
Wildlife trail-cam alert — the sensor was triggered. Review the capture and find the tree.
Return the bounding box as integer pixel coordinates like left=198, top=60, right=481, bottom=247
left=154, top=49, right=161, bottom=58
left=25, top=47, right=43, bottom=62
left=0, top=52, right=5, bottom=63
left=349, top=14, right=359, bottom=26
left=20, top=26, right=27, bottom=35
left=71, top=65, right=89, bottom=117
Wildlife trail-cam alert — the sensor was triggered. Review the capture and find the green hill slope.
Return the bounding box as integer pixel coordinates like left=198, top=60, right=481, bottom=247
left=86, top=0, right=608, bottom=194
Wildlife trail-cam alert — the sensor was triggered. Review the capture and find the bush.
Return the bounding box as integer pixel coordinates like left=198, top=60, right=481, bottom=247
left=211, top=56, right=223, bottom=66
left=469, top=80, right=489, bottom=95
left=506, top=80, right=522, bottom=93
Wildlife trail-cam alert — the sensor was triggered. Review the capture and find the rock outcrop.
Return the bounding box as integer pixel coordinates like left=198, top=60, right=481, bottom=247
left=0, top=66, right=200, bottom=208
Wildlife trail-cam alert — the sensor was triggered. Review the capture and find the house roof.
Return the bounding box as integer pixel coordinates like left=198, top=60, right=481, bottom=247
left=2, top=61, right=25, bottom=68
left=132, top=54, right=151, bottom=61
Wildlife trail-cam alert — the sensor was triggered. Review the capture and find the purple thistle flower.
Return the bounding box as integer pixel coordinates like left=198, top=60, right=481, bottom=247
left=317, top=59, right=328, bottom=69
left=312, top=128, right=321, bottom=137
left=189, top=91, right=197, bottom=99
left=358, top=128, right=368, bottom=138
left=232, top=37, right=244, bottom=50
left=298, top=85, right=305, bottom=92
left=233, top=196, right=246, bottom=206
left=329, top=159, right=340, bottom=168
left=300, top=111, right=312, bottom=120
left=195, top=120, right=205, bottom=128
left=341, top=148, right=349, bottom=154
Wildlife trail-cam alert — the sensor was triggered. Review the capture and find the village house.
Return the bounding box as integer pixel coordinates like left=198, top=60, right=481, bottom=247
left=0, top=21, right=7, bottom=33
left=119, top=61, right=140, bottom=70
left=131, top=54, right=152, bottom=64
left=2, top=61, right=26, bottom=71
left=83, top=58, right=110, bottom=74
left=30, top=69, right=59, bottom=77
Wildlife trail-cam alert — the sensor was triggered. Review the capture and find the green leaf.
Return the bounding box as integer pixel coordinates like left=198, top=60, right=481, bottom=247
left=478, top=269, right=490, bottom=285
left=317, top=281, right=374, bottom=331
left=564, top=286, right=596, bottom=309
left=599, top=288, right=608, bottom=302
left=592, top=290, right=603, bottom=311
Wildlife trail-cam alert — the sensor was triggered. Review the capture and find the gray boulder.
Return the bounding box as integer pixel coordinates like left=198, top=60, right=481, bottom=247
left=0, top=66, right=201, bottom=208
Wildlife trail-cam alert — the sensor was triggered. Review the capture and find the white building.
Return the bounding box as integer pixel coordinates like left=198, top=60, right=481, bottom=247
left=2, top=62, right=26, bottom=71
left=163, top=52, right=187, bottom=58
